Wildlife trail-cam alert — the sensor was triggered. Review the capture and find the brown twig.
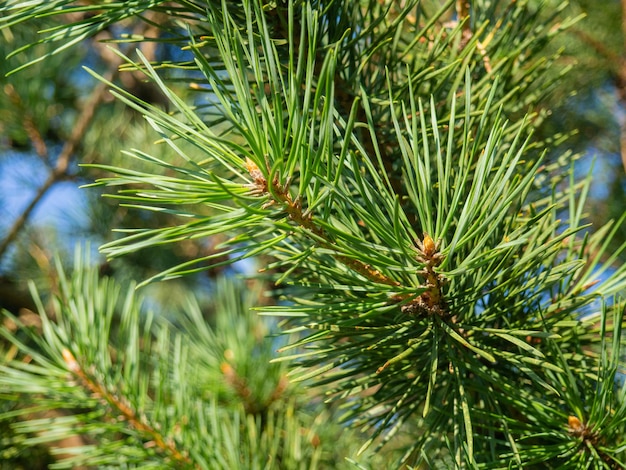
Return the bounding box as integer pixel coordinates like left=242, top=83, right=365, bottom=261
left=0, top=75, right=113, bottom=261
left=246, top=159, right=401, bottom=288
left=62, top=349, right=197, bottom=468
left=572, top=2, right=626, bottom=172
left=0, top=10, right=165, bottom=262
left=3, top=84, right=48, bottom=159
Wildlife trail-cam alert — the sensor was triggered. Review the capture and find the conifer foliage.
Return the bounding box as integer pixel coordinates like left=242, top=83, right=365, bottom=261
left=1, top=0, right=626, bottom=467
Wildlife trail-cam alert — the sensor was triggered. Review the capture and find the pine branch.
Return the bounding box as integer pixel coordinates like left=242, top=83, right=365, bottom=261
left=0, top=254, right=385, bottom=468
left=60, top=348, right=195, bottom=467
left=0, top=74, right=112, bottom=260
left=3, top=0, right=626, bottom=466
left=62, top=5, right=626, bottom=461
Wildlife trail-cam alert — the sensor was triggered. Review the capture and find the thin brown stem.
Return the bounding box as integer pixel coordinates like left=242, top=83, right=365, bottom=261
left=571, top=2, right=626, bottom=171
left=247, top=160, right=401, bottom=288
left=571, top=28, right=621, bottom=66
left=3, top=84, right=49, bottom=159
left=62, top=349, right=197, bottom=468
left=0, top=12, right=160, bottom=262
left=0, top=75, right=113, bottom=261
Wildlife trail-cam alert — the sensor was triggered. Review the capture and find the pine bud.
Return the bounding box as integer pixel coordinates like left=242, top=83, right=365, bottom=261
left=568, top=415, right=583, bottom=431
left=422, top=233, right=436, bottom=257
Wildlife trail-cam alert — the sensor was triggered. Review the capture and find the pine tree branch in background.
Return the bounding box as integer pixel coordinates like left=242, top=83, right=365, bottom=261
left=570, top=0, right=626, bottom=172
left=61, top=348, right=198, bottom=468
left=0, top=14, right=166, bottom=270
left=620, top=0, right=626, bottom=171
left=0, top=72, right=113, bottom=261
left=3, top=83, right=48, bottom=159
left=0, top=254, right=374, bottom=468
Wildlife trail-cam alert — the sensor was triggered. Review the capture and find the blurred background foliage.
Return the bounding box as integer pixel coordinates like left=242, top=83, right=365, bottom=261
left=0, top=7, right=224, bottom=315
left=538, top=0, right=626, bottom=248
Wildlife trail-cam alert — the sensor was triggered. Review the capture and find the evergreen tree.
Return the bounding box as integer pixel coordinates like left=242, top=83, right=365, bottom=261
left=1, top=0, right=626, bottom=468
